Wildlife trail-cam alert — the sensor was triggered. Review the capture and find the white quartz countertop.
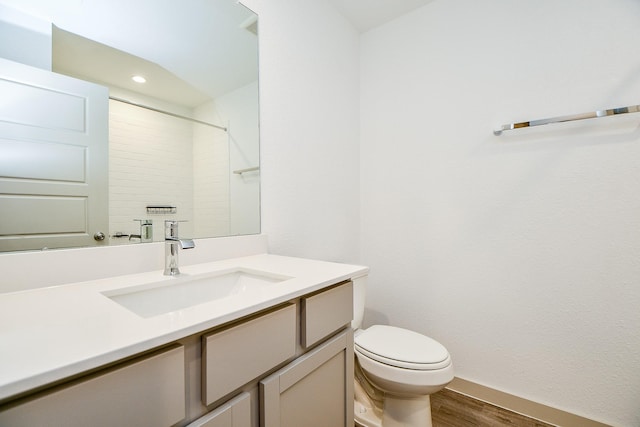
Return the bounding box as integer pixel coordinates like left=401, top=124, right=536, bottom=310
left=0, top=254, right=368, bottom=402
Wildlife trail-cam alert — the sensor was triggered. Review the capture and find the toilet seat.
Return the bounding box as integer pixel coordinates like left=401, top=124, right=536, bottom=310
left=355, top=325, right=451, bottom=370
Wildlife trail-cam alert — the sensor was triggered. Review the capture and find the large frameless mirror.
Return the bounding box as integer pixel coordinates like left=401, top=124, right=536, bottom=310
left=0, top=0, right=260, bottom=252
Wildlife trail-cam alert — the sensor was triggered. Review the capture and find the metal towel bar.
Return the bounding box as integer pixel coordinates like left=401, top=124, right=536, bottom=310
left=494, top=104, right=640, bottom=135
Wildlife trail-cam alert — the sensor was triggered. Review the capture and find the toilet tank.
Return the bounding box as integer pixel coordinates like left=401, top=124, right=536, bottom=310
left=351, top=275, right=367, bottom=330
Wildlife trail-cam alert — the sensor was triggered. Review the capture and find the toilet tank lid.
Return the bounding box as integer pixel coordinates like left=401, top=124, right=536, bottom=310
left=355, top=325, right=450, bottom=369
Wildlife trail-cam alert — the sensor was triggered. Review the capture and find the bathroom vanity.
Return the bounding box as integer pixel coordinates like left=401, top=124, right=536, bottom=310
left=0, top=254, right=367, bottom=427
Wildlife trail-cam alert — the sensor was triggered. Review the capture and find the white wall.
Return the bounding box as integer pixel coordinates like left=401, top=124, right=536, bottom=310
left=212, top=81, right=261, bottom=236
left=360, top=1, right=640, bottom=426
left=240, top=0, right=361, bottom=264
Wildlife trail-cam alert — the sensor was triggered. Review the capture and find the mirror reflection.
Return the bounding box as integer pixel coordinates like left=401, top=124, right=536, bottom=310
left=0, top=0, right=260, bottom=252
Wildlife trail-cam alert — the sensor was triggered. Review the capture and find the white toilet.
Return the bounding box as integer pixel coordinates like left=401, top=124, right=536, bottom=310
left=352, top=276, right=454, bottom=427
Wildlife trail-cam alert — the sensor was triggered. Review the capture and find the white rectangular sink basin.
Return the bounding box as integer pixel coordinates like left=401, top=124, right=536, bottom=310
left=103, top=268, right=292, bottom=318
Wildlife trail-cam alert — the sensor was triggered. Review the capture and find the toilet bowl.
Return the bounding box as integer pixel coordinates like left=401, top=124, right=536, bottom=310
left=352, top=276, right=453, bottom=427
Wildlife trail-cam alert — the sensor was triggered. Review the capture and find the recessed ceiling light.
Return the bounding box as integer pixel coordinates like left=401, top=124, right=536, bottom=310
left=132, top=75, right=146, bottom=84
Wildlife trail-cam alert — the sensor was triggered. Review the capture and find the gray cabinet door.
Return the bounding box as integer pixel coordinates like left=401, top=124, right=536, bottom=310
left=0, top=57, right=108, bottom=251
left=187, top=392, right=251, bottom=427
left=260, top=329, right=355, bottom=427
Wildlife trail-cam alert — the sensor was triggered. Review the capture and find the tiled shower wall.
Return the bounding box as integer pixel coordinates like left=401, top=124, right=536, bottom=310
left=109, top=100, right=229, bottom=242
left=193, top=101, right=231, bottom=238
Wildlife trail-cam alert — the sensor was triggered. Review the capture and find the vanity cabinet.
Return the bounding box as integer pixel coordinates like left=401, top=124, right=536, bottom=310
left=0, top=345, right=186, bottom=427
left=0, top=280, right=354, bottom=427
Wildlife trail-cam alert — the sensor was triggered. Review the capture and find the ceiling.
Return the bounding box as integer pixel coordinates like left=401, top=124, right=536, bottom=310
left=328, top=0, right=434, bottom=32
left=52, top=27, right=212, bottom=108
left=7, top=0, right=431, bottom=107
left=1, top=0, right=258, bottom=102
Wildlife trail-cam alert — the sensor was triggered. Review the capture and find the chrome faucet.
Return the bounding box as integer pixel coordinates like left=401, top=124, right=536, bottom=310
left=163, top=220, right=195, bottom=276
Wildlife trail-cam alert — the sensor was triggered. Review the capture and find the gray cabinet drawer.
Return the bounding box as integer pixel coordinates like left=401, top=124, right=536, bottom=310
left=301, top=281, right=353, bottom=348
left=202, top=304, right=296, bottom=406
left=0, top=345, right=186, bottom=427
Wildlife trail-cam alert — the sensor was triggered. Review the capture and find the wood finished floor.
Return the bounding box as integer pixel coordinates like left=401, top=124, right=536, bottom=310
left=431, top=388, right=556, bottom=427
